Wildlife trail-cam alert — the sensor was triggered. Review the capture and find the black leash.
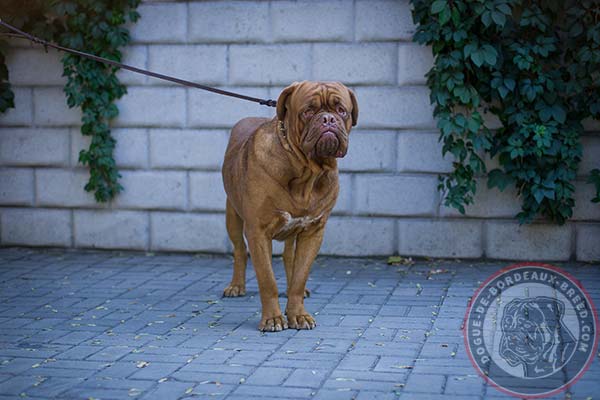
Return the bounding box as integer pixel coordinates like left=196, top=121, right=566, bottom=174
left=0, top=19, right=278, bottom=108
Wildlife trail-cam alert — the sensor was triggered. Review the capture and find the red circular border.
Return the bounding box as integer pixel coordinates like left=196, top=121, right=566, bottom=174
left=462, top=262, right=600, bottom=399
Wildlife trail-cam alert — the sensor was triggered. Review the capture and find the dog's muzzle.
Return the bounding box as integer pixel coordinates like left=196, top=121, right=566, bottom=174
left=315, top=131, right=341, bottom=158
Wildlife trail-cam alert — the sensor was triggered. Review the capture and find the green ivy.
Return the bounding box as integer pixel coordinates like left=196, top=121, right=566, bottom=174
left=0, top=0, right=140, bottom=202
left=411, top=0, right=600, bottom=224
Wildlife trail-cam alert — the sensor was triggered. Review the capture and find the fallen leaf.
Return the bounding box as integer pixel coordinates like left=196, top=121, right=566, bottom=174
left=387, top=256, right=414, bottom=265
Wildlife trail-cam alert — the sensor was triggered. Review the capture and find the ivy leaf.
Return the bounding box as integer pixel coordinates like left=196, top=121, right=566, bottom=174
left=551, top=105, right=566, bottom=124
left=481, top=45, right=498, bottom=65
left=431, top=0, right=447, bottom=14
left=587, top=169, right=600, bottom=203
left=471, top=50, right=485, bottom=67
left=532, top=190, right=544, bottom=204
left=491, top=11, right=506, bottom=27
left=488, top=169, right=514, bottom=191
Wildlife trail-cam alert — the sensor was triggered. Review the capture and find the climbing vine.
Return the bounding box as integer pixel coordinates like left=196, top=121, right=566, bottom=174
left=0, top=0, right=140, bottom=201
left=411, top=0, right=600, bottom=224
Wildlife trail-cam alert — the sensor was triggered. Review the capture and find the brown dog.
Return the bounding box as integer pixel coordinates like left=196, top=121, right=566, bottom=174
left=221, top=81, right=358, bottom=332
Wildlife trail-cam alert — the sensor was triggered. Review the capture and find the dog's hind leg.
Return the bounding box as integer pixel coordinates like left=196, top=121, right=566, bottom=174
left=283, top=237, right=310, bottom=298
left=223, top=199, right=247, bottom=297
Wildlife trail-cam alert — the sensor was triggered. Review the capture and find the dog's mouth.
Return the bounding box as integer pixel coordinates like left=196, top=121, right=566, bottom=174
left=315, top=130, right=345, bottom=158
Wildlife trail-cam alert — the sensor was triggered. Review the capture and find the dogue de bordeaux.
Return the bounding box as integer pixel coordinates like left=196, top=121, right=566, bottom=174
left=221, top=81, right=358, bottom=332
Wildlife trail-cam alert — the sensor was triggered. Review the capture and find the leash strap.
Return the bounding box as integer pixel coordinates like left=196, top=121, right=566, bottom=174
left=0, top=19, right=278, bottom=108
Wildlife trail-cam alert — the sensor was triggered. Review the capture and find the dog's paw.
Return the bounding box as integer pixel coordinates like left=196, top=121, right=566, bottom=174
left=258, top=315, right=288, bottom=332
left=223, top=283, right=246, bottom=297
left=287, top=313, right=317, bottom=330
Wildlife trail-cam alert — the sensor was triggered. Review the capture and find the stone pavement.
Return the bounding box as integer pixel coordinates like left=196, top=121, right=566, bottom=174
left=0, top=248, right=598, bottom=400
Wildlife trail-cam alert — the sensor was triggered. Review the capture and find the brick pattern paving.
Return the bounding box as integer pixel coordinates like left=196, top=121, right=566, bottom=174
left=0, top=248, right=598, bottom=399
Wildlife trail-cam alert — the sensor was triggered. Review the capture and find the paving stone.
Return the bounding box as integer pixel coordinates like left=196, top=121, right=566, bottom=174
left=128, top=361, right=181, bottom=380
left=404, top=373, right=446, bottom=393
left=245, top=366, right=292, bottom=386
left=284, top=368, right=329, bottom=388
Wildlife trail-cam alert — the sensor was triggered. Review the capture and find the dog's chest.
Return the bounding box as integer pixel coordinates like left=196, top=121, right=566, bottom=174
left=273, top=211, right=323, bottom=241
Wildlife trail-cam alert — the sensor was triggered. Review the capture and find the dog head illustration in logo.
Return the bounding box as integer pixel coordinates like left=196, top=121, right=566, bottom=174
left=499, top=297, right=576, bottom=378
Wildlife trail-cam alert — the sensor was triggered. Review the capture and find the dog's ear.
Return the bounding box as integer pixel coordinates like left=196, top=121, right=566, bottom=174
left=348, top=88, right=359, bottom=127
left=277, top=82, right=300, bottom=122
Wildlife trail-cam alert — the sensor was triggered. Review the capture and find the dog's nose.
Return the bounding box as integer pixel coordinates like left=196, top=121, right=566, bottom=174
left=321, top=113, right=337, bottom=127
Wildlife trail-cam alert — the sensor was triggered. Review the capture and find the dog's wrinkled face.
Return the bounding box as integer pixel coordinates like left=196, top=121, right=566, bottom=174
left=277, top=81, right=358, bottom=161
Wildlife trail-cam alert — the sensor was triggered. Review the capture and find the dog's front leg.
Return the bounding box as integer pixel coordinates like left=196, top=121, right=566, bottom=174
left=246, top=230, right=287, bottom=332
left=285, top=227, right=324, bottom=330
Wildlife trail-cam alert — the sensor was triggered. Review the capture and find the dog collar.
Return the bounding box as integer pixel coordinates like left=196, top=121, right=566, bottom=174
left=277, top=120, right=292, bottom=152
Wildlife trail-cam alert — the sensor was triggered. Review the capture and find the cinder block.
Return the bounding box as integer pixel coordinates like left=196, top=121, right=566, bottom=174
left=353, top=86, right=435, bottom=129
left=354, top=174, right=438, bottom=216
left=582, top=117, right=600, bottom=132
left=114, top=87, right=186, bottom=127
left=333, top=173, right=352, bottom=214
left=33, top=87, right=81, bottom=126
left=114, top=171, right=186, bottom=210
left=321, top=217, right=395, bottom=256
left=188, top=87, right=272, bottom=128
left=129, top=3, right=187, bottom=43
left=397, top=44, right=434, bottom=86
left=576, top=223, right=600, bottom=262
left=440, top=178, right=521, bottom=218
left=189, top=172, right=227, bottom=211
left=338, top=131, right=396, bottom=172
left=580, top=136, right=600, bottom=176
left=356, top=0, right=415, bottom=41
left=149, top=129, right=228, bottom=169
left=397, top=131, right=452, bottom=173
left=71, top=129, right=148, bottom=169
left=36, top=168, right=99, bottom=208
left=6, top=48, right=65, bottom=86
left=398, top=219, right=483, bottom=258
left=113, top=129, right=149, bottom=169
left=573, top=181, right=600, bottom=220
left=485, top=221, right=572, bottom=261
left=313, top=44, right=397, bottom=85
left=0, top=88, right=33, bottom=126
left=229, top=45, right=311, bottom=85
left=0, top=208, right=71, bottom=246
left=74, top=210, right=148, bottom=250
left=0, top=128, right=69, bottom=167
left=148, top=45, right=227, bottom=85
left=116, top=45, right=148, bottom=85
left=150, top=212, right=229, bottom=252
left=189, top=2, right=269, bottom=43
left=0, top=168, right=34, bottom=206
left=272, top=1, right=353, bottom=42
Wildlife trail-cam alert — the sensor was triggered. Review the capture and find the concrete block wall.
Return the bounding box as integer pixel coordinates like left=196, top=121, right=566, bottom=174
left=1, top=0, right=599, bottom=261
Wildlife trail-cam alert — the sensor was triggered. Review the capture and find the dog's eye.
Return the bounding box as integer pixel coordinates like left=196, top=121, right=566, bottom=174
left=337, top=106, right=347, bottom=118
left=303, top=109, right=315, bottom=119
